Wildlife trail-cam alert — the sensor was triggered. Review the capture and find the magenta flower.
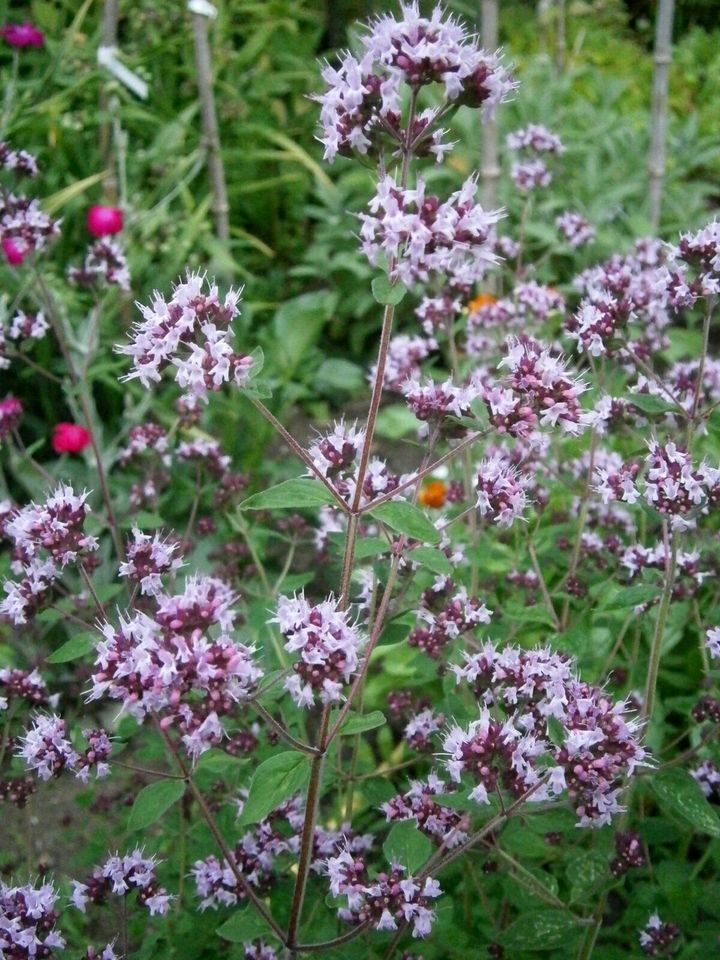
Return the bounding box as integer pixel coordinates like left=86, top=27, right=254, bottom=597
left=0, top=21, right=44, bottom=48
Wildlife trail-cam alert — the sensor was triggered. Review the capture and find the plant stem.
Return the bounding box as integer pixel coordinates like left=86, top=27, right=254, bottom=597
left=527, top=541, right=561, bottom=631
left=189, top=6, right=230, bottom=243
left=286, top=706, right=330, bottom=950
left=560, top=428, right=597, bottom=629
left=648, top=0, right=675, bottom=232
left=252, top=702, right=319, bottom=756
left=642, top=520, right=677, bottom=726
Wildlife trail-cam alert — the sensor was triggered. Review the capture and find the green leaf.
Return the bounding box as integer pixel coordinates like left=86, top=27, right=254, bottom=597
left=566, top=852, right=608, bottom=900
left=352, top=536, right=390, bottom=559
left=122, top=511, right=165, bottom=529
left=499, top=910, right=581, bottom=951
left=383, top=819, right=432, bottom=873
left=650, top=769, right=720, bottom=837
left=339, top=710, right=386, bottom=736
left=410, top=546, right=452, bottom=577
left=375, top=404, right=420, bottom=440
left=600, top=584, right=660, bottom=610
left=629, top=393, right=679, bottom=415
left=371, top=275, right=407, bottom=306
left=239, top=478, right=336, bottom=511
left=196, top=749, right=247, bottom=775
left=368, top=501, right=440, bottom=545
left=317, top=358, right=364, bottom=394
left=128, top=779, right=186, bottom=831
left=46, top=633, right=95, bottom=664
left=237, top=752, right=310, bottom=827
left=217, top=908, right=274, bottom=944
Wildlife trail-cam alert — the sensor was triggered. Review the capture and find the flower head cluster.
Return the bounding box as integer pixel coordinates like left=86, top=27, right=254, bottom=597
left=0, top=192, right=60, bottom=263
left=69, top=239, right=130, bottom=291
left=403, top=376, right=480, bottom=431
left=556, top=211, right=595, bottom=248
left=0, top=142, right=38, bottom=177
left=597, top=441, right=714, bottom=531
left=314, top=3, right=514, bottom=162
left=403, top=707, right=445, bottom=750
left=383, top=772, right=469, bottom=847
left=71, top=849, right=171, bottom=916
left=193, top=801, right=301, bottom=908
left=89, top=575, right=261, bottom=757
left=117, top=272, right=253, bottom=402
left=0, top=667, right=55, bottom=708
left=375, top=334, right=437, bottom=391
left=450, top=642, right=647, bottom=826
left=271, top=593, right=365, bottom=707
left=360, top=175, right=501, bottom=287
left=568, top=289, right=632, bottom=357
left=507, top=124, right=564, bottom=154
left=409, top=584, right=492, bottom=659
left=511, top=158, right=551, bottom=192
left=118, top=527, right=184, bottom=596
left=706, top=627, right=720, bottom=660
left=0, top=484, right=98, bottom=625
left=691, top=760, right=720, bottom=801
left=638, top=914, right=680, bottom=956
left=0, top=881, right=64, bottom=958
left=307, top=420, right=400, bottom=507
left=494, top=337, right=589, bottom=434
left=6, top=309, right=49, bottom=343
left=610, top=829, right=646, bottom=877
left=475, top=454, right=531, bottom=527
left=16, top=714, right=111, bottom=782
left=326, top=852, right=441, bottom=938
left=674, top=220, right=720, bottom=297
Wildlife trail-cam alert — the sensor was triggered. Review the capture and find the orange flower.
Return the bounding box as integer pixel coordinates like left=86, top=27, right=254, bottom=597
left=418, top=479, right=448, bottom=509
left=466, top=292, right=497, bottom=313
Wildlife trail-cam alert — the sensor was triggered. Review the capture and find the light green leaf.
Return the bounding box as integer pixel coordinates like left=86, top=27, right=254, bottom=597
left=239, top=478, right=336, bottom=511
left=499, top=910, right=581, bottom=951
left=46, top=634, right=95, bottom=664
left=339, top=711, right=386, bottom=736
left=383, top=819, right=432, bottom=873
left=650, top=769, right=720, bottom=837
left=600, top=584, right=660, bottom=610
left=368, top=501, right=440, bottom=545
left=410, top=546, right=452, bottom=577
left=217, top=908, right=274, bottom=943
left=237, top=752, right=310, bottom=827
left=371, top=275, right=407, bottom=306
left=128, top=779, right=186, bottom=832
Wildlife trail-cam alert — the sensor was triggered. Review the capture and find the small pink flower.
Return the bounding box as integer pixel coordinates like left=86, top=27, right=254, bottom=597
left=52, top=422, right=92, bottom=454
left=0, top=21, right=45, bottom=48
left=87, top=205, right=124, bottom=237
left=2, top=237, right=27, bottom=265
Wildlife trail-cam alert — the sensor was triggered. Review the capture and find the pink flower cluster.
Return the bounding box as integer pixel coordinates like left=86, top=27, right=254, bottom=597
left=596, top=440, right=717, bottom=531
left=638, top=914, right=680, bottom=956
left=0, top=142, right=38, bottom=177
left=403, top=376, right=480, bottom=431
left=193, top=798, right=303, bottom=908
left=69, top=238, right=130, bottom=291
left=314, top=3, right=513, bottom=162
left=450, top=642, right=647, bottom=825
left=326, top=852, right=441, bottom=937
left=556, top=210, right=595, bottom=248
left=0, top=484, right=98, bottom=625
left=383, top=772, right=469, bottom=848
left=117, top=272, right=254, bottom=402
left=16, top=714, right=111, bottom=782
left=0, top=192, right=60, bottom=264
left=0, top=881, right=64, bottom=959
left=375, top=333, right=437, bottom=391
left=492, top=336, right=590, bottom=435
left=359, top=175, right=501, bottom=287
left=71, top=849, right=171, bottom=916
left=118, top=527, right=184, bottom=596
left=89, top=575, right=262, bottom=757
left=409, top=583, right=492, bottom=660
left=308, top=420, right=401, bottom=506
left=271, top=593, right=365, bottom=707
left=475, top=454, right=531, bottom=527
